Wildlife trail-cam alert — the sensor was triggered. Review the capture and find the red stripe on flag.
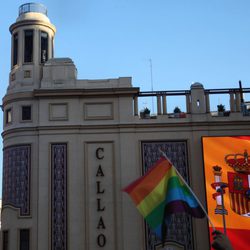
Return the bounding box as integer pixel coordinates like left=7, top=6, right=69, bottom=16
left=230, top=136, right=250, bottom=141
left=123, top=157, right=171, bottom=194
left=231, top=193, right=235, bottom=212
left=240, top=193, right=245, bottom=215
left=235, top=193, right=240, bottom=214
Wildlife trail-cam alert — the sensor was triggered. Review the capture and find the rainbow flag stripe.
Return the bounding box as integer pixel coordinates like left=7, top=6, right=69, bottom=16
left=123, top=157, right=205, bottom=239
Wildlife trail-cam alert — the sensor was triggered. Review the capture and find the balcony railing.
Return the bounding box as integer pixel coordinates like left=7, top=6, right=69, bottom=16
left=19, top=3, right=47, bottom=16
left=133, top=87, right=250, bottom=118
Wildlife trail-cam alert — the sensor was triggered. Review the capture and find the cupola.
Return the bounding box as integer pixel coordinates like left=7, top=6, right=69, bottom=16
left=8, top=3, right=56, bottom=92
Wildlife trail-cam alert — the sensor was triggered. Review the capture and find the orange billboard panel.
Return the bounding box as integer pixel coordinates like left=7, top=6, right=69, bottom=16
left=202, top=136, right=250, bottom=250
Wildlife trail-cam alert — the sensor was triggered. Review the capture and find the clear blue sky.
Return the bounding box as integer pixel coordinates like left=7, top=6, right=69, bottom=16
left=0, top=0, right=250, bottom=194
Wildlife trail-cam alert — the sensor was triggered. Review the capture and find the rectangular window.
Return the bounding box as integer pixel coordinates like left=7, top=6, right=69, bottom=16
left=13, top=33, right=18, bottom=66
left=20, top=229, right=29, bottom=250
left=52, top=36, right=54, bottom=58
left=24, top=70, right=31, bottom=78
left=6, top=109, right=12, bottom=124
left=22, top=106, right=32, bottom=121
left=24, top=30, right=33, bottom=63
left=41, top=31, right=48, bottom=63
left=2, top=231, right=9, bottom=250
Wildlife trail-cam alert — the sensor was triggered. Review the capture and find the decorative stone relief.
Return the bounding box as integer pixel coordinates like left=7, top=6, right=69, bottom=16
left=49, top=103, right=68, bottom=121
left=2, top=145, right=31, bottom=216
left=84, top=103, right=114, bottom=120
left=51, top=144, right=67, bottom=250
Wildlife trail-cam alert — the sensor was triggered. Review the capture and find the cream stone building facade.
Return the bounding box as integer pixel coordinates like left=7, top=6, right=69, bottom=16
left=1, top=3, right=250, bottom=250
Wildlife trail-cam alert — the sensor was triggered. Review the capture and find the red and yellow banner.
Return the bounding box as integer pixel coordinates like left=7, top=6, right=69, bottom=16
left=202, top=136, right=250, bottom=250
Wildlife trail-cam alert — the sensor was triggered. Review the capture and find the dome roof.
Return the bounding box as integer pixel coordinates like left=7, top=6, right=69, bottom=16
left=190, top=82, right=204, bottom=89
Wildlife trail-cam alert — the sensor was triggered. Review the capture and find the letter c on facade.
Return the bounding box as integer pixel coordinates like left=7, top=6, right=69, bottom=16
left=96, top=147, right=104, bottom=159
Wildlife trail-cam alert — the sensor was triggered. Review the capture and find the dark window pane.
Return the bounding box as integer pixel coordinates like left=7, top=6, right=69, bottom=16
left=20, top=229, right=29, bottom=250
left=2, top=231, right=8, bottom=250
left=41, top=31, right=48, bottom=63
left=13, top=33, right=18, bottom=66
left=52, top=36, right=54, bottom=58
left=22, top=106, right=31, bottom=120
left=24, top=30, right=33, bottom=63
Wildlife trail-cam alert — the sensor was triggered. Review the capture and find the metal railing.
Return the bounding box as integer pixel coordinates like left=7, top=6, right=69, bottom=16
left=138, top=88, right=250, bottom=97
left=19, top=3, right=47, bottom=16
left=134, top=87, right=250, bottom=117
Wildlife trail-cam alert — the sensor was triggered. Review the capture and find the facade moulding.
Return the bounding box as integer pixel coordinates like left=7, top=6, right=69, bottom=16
left=2, top=87, right=140, bottom=106
left=2, top=121, right=250, bottom=137
left=33, top=87, right=140, bottom=97
left=2, top=92, right=34, bottom=106
left=9, top=20, right=56, bottom=33
left=1, top=204, right=33, bottom=218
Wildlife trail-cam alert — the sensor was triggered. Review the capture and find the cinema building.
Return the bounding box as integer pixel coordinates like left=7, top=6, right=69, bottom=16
left=1, top=3, right=250, bottom=250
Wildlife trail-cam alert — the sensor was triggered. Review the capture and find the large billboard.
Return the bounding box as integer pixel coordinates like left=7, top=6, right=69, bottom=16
left=202, top=136, right=250, bottom=250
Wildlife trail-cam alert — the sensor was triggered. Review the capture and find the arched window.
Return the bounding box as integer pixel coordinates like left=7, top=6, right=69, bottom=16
left=41, top=31, right=48, bottom=63
left=24, top=30, right=33, bottom=63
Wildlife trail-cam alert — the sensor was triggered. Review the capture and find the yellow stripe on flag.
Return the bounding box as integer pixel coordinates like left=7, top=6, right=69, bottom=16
left=137, top=167, right=177, bottom=217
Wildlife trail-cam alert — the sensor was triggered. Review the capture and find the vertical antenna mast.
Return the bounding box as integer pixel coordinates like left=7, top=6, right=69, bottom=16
left=239, top=80, right=244, bottom=103
left=149, top=58, right=154, bottom=113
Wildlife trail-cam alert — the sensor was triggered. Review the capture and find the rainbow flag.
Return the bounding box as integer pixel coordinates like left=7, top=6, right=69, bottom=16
left=123, top=157, right=205, bottom=239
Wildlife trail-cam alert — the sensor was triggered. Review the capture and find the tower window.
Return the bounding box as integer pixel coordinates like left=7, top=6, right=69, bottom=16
left=41, top=31, right=48, bottom=63
left=24, top=30, right=33, bottom=63
left=13, top=33, right=18, bottom=66
left=19, top=229, right=30, bottom=250
left=2, top=231, right=9, bottom=250
left=22, top=106, right=32, bottom=121
left=52, top=36, right=54, bottom=58
left=6, top=108, right=12, bottom=124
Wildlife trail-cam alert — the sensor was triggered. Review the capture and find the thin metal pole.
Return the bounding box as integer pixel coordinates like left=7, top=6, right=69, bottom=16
left=149, top=59, right=154, bottom=113
left=218, top=187, right=227, bottom=235
left=159, top=149, right=216, bottom=231
left=239, top=80, right=244, bottom=103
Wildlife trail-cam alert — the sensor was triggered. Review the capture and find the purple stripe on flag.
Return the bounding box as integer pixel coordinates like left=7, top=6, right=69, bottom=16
left=165, top=200, right=205, bottom=218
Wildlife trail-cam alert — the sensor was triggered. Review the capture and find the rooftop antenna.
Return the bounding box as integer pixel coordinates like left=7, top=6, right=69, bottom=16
left=239, top=80, right=246, bottom=114
left=239, top=80, right=244, bottom=103
left=149, top=58, right=154, bottom=113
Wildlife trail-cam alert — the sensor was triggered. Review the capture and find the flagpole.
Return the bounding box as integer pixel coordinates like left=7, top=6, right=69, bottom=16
left=218, top=186, right=227, bottom=235
left=159, top=150, right=216, bottom=231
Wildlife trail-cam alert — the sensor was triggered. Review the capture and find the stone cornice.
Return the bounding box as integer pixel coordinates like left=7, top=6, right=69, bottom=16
left=2, top=92, right=34, bottom=106
left=9, top=19, right=56, bottom=33
left=33, top=87, right=140, bottom=97
left=2, top=120, right=250, bottom=138
left=2, top=87, right=140, bottom=107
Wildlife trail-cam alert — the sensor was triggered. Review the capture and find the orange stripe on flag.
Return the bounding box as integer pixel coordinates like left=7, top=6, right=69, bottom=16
left=124, top=158, right=171, bottom=205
